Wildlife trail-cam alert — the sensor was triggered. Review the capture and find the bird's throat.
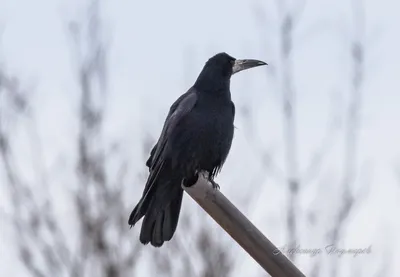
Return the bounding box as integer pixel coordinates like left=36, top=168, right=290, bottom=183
left=193, top=72, right=231, bottom=94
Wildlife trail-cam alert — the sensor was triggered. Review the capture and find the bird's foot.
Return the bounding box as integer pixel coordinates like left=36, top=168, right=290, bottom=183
left=209, top=179, right=220, bottom=190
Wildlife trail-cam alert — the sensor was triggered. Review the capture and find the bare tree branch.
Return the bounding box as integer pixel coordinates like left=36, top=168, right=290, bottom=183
left=278, top=8, right=301, bottom=263
left=327, top=1, right=366, bottom=277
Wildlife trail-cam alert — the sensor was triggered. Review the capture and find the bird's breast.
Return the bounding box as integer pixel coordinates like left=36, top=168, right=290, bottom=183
left=167, top=96, right=235, bottom=172
left=187, top=99, right=234, bottom=149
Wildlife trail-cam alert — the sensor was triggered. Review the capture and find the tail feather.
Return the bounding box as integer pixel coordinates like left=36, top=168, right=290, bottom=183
left=141, top=211, right=164, bottom=246
left=128, top=160, right=165, bottom=227
left=139, top=184, right=184, bottom=247
left=129, top=170, right=184, bottom=247
left=163, top=188, right=183, bottom=240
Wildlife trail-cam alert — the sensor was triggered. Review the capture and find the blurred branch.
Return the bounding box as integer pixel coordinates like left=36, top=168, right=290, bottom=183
left=279, top=9, right=301, bottom=263
left=1, top=66, right=72, bottom=277
left=275, top=0, right=306, bottom=30
left=327, top=1, right=366, bottom=277
left=0, top=70, right=28, bottom=112
left=330, top=0, right=364, bottom=248
left=69, top=1, right=144, bottom=276
left=253, top=3, right=306, bottom=265
left=253, top=1, right=377, bottom=276
left=1, top=1, right=144, bottom=277
left=153, top=216, right=235, bottom=277
left=253, top=0, right=303, bottom=264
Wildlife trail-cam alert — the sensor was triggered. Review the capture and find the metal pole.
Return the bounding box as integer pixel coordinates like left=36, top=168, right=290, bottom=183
left=182, top=175, right=306, bottom=277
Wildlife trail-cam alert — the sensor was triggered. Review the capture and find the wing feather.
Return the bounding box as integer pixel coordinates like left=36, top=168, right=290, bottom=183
left=141, top=90, right=198, bottom=197
left=146, top=89, right=195, bottom=169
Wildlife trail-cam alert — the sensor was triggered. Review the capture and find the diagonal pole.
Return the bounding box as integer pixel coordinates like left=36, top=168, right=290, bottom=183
left=182, top=175, right=306, bottom=277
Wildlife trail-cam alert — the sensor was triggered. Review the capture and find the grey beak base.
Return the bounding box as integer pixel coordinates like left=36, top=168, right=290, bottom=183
left=232, top=59, right=267, bottom=74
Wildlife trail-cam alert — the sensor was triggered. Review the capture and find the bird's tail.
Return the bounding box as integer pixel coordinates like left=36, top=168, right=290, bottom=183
left=128, top=173, right=184, bottom=247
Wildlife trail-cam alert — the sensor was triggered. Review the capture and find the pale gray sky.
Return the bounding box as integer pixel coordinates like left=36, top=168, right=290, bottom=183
left=1, top=0, right=399, bottom=276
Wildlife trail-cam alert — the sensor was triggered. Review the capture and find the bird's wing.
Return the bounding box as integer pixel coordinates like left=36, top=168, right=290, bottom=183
left=151, top=89, right=197, bottom=169
left=141, top=89, right=198, bottom=196
left=146, top=89, right=195, bottom=169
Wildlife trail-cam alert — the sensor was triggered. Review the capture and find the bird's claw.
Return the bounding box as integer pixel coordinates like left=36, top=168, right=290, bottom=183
left=209, top=179, right=220, bottom=190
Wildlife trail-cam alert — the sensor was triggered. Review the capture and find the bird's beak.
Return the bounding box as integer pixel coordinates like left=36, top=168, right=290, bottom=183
left=232, top=59, right=267, bottom=75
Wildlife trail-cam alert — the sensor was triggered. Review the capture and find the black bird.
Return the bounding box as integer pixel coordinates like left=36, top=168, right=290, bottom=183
left=128, top=52, right=267, bottom=247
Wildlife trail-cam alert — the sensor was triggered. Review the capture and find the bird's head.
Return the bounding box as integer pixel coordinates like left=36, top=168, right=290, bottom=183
left=206, top=52, right=267, bottom=77
left=194, top=52, right=267, bottom=92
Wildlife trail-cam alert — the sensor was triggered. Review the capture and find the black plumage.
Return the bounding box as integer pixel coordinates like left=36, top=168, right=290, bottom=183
left=128, top=52, right=266, bottom=247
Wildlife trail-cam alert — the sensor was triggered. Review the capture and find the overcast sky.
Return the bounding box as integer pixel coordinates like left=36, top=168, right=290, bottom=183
left=1, top=0, right=399, bottom=276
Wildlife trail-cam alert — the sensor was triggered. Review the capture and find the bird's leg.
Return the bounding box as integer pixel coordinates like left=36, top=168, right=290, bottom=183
left=197, top=171, right=220, bottom=190
left=209, top=179, right=220, bottom=190
left=204, top=171, right=219, bottom=190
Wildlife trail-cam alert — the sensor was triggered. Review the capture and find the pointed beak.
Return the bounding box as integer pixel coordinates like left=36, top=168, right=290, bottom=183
left=232, top=59, right=267, bottom=75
